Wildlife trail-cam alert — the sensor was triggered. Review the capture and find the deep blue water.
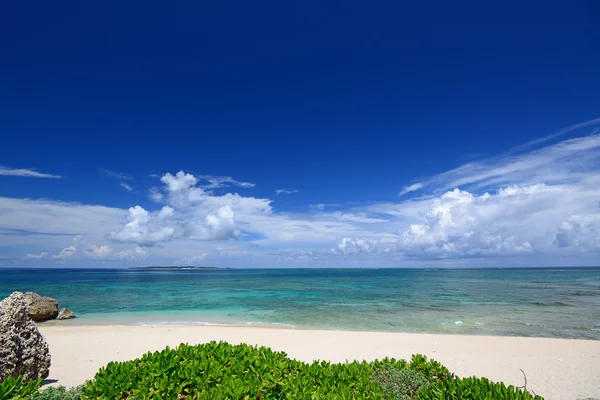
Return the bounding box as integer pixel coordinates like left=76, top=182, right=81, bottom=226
left=1, top=268, right=599, bottom=339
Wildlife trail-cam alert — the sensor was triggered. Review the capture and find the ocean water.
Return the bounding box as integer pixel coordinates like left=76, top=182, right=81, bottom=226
left=1, top=268, right=599, bottom=340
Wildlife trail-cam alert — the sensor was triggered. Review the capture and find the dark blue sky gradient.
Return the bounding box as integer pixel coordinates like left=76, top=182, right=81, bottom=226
left=1, top=1, right=598, bottom=209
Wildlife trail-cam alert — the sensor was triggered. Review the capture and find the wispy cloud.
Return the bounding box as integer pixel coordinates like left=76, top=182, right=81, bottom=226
left=197, top=175, right=255, bottom=189
left=399, top=183, right=424, bottom=196
left=100, top=168, right=133, bottom=180
left=0, top=166, right=61, bottom=179
left=24, top=252, right=49, bottom=259
left=510, top=116, right=600, bottom=152
left=120, top=182, right=134, bottom=192
left=406, top=133, right=600, bottom=195
left=275, top=189, right=299, bottom=195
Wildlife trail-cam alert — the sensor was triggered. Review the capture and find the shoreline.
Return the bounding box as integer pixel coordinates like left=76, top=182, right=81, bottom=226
left=39, top=316, right=600, bottom=341
left=39, top=324, right=600, bottom=400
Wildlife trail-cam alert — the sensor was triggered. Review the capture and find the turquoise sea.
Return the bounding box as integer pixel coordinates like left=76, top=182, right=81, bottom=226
left=1, top=268, right=599, bottom=340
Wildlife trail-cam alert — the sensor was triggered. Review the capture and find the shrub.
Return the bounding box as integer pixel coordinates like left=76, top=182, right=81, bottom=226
left=0, top=375, right=42, bottom=400
left=3, top=341, right=543, bottom=400
left=29, top=385, right=84, bottom=400
left=372, top=368, right=430, bottom=400
left=81, top=341, right=447, bottom=399
left=415, top=375, right=544, bottom=400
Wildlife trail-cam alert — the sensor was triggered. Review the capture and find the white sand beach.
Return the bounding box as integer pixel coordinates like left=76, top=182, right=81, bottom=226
left=39, top=325, right=599, bottom=400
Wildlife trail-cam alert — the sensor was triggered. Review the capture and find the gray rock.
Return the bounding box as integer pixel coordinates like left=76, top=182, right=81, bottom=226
left=0, top=291, right=51, bottom=382
left=24, top=292, right=58, bottom=322
left=57, top=307, right=76, bottom=320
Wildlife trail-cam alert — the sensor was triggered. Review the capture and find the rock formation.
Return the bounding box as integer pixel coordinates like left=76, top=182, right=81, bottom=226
left=57, top=307, right=76, bottom=320
left=24, top=292, right=58, bottom=322
left=0, top=292, right=51, bottom=382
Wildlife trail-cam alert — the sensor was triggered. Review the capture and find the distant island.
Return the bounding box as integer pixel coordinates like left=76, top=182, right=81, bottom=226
left=132, top=266, right=227, bottom=271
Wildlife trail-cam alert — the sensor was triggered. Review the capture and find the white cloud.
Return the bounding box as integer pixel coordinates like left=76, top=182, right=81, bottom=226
left=181, top=253, right=208, bottom=264
left=109, top=206, right=177, bottom=246
left=100, top=168, right=132, bottom=180
left=409, top=133, right=600, bottom=195
left=117, top=246, right=148, bottom=261
left=161, top=171, right=198, bottom=194
left=334, top=179, right=600, bottom=260
left=85, top=245, right=113, bottom=259
left=335, top=238, right=378, bottom=255
left=399, top=183, right=424, bottom=196
left=3, top=124, right=600, bottom=267
left=0, top=166, right=61, bottom=179
left=193, top=205, right=239, bottom=240
left=276, top=189, right=299, bottom=195
left=24, top=252, right=48, bottom=259
left=149, top=187, right=163, bottom=202
left=553, top=215, right=600, bottom=250
left=120, top=182, right=134, bottom=192
left=0, top=197, right=125, bottom=236
left=196, top=174, right=255, bottom=189
left=52, top=246, right=77, bottom=260
left=510, top=116, right=600, bottom=152
left=110, top=174, right=244, bottom=245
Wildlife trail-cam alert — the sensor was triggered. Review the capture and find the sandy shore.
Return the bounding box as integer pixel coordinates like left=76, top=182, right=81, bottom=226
left=38, top=325, right=599, bottom=400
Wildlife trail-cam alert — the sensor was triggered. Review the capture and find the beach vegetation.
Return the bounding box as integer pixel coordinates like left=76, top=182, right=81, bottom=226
left=28, top=385, right=85, bottom=400
left=1, top=342, right=544, bottom=400
left=0, top=375, right=42, bottom=400
left=416, top=375, right=543, bottom=400
left=371, top=367, right=430, bottom=400
left=81, top=341, right=447, bottom=399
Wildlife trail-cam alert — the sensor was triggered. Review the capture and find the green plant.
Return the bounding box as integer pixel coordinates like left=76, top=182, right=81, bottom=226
left=415, top=375, right=544, bottom=400
left=78, top=341, right=543, bottom=400
left=372, top=368, right=430, bottom=400
left=29, top=385, right=84, bottom=400
left=0, top=375, right=42, bottom=400
left=406, top=354, right=451, bottom=382
left=81, top=341, right=447, bottom=399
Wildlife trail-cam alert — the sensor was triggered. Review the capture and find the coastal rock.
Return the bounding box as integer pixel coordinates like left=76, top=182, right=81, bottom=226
left=0, top=292, right=51, bottom=382
left=24, top=292, right=58, bottom=322
left=57, top=307, right=76, bottom=320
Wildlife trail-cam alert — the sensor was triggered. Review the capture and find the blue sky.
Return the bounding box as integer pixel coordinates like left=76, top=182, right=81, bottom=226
left=1, top=1, right=599, bottom=268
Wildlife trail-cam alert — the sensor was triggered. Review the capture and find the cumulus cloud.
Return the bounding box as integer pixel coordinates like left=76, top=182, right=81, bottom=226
left=553, top=215, right=600, bottom=250
left=335, top=238, right=379, bottom=255
left=52, top=246, right=77, bottom=260
left=396, top=187, right=537, bottom=258
left=110, top=172, right=250, bottom=246
left=24, top=252, right=49, bottom=259
left=193, top=205, right=239, bottom=240
left=0, top=166, right=61, bottom=179
left=109, top=206, right=177, bottom=246
left=335, top=179, right=600, bottom=259
left=117, top=246, right=148, bottom=261
left=85, top=245, right=113, bottom=259
left=149, top=187, right=163, bottom=202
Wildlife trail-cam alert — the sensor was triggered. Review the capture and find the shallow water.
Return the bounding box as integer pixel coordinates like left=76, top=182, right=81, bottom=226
left=1, top=267, right=599, bottom=339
